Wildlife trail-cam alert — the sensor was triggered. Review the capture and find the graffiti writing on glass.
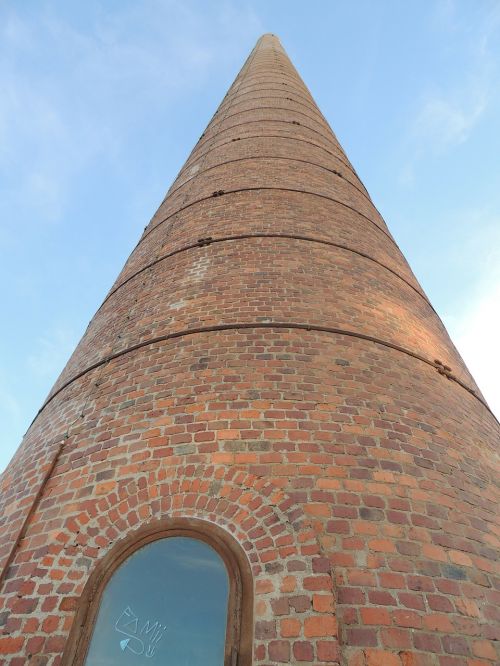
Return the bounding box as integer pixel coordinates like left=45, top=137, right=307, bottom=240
left=115, top=606, right=167, bottom=658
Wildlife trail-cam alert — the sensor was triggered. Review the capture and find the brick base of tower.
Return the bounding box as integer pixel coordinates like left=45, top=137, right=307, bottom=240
left=0, top=34, right=498, bottom=666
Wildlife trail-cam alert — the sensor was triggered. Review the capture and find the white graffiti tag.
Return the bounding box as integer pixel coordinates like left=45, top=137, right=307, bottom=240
left=115, top=606, right=167, bottom=658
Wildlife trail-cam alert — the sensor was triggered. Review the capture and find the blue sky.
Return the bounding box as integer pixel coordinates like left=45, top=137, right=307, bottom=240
left=1, top=0, right=499, bottom=473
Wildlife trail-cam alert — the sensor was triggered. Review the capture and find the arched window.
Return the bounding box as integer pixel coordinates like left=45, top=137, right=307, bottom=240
left=63, top=520, right=253, bottom=666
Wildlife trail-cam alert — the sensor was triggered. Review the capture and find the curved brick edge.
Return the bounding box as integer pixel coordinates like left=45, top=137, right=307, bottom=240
left=0, top=464, right=340, bottom=665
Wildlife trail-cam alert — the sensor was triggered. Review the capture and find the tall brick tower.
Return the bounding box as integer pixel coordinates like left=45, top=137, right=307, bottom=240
left=0, top=34, right=498, bottom=666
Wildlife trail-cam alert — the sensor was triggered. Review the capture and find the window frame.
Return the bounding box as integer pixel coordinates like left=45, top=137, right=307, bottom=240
left=62, top=517, right=253, bottom=666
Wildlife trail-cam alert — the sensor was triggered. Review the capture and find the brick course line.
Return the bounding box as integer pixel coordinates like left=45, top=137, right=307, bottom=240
left=192, top=117, right=346, bottom=160
left=142, top=186, right=393, bottom=245
left=216, top=91, right=327, bottom=123
left=223, top=79, right=314, bottom=100
left=220, top=68, right=317, bottom=92
left=36, top=324, right=494, bottom=425
left=206, top=105, right=330, bottom=137
left=180, top=133, right=370, bottom=199
left=222, top=83, right=317, bottom=111
left=101, top=234, right=428, bottom=311
left=229, top=73, right=311, bottom=91
left=225, top=76, right=315, bottom=97
left=221, top=75, right=335, bottom=130
left=165, top=154, right=375, bottom=207
left=182, top=131, right=359, bottom=190
left=228, top=78, right=316, bottom=103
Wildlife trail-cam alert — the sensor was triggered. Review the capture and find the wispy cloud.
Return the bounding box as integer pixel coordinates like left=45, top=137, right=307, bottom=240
left=399, top=2, right=499, bottom=185
left=0, top=1, right=263, bottom=225
left=415, top=93, right=486, bottom=151
left=399, top=91, right=488, bottom=186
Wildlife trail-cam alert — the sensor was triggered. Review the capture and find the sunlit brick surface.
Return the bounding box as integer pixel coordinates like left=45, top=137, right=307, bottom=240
left=0, top=34, right=498, bottom=666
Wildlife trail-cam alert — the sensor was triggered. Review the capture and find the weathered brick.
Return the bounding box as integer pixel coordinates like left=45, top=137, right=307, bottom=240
left=293, top=641, right=314, bottom=661
left=268, top=640, right=290, bottom=662
left=317, top=640, right=340, bottom=662
left=441, top=635, right=470, bottom=655
left=346, top=628, right=378, bottom=647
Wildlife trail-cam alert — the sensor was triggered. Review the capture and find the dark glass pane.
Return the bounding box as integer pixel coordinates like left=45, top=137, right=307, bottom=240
left=84, top=536, right=229, bottom=666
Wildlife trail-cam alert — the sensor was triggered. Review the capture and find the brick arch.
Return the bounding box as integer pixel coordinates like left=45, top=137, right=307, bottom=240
left=62, top=515, right=253, bottom=666
left=50, top=464, right=340, bottom=665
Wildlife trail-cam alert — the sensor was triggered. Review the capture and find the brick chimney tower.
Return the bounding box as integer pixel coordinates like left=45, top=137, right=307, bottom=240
left=0, top=34, right=498, bottom=666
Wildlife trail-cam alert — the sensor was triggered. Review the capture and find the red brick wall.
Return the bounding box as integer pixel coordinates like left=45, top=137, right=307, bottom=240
left=0, top=34, right=498, bottom=666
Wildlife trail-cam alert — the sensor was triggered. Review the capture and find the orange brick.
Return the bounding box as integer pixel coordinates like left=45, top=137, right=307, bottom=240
left=313, top=594, right=334, bottom=613
left=361, top=607, right=391, bottom=625
left=472, top=640, right=498, bottom=660
left=423, top=613, right=454, bottom=632
left=365, top=649, right=401, bottom=666
left=0, top=637, right=24, bottom=654
left=422, top=544, right=447, bottom=562
left=280, top=618, right=301, bottom=637
left=456, top=598, right=480, bottom=618
left=216, top=429, right=240, bottom=440
left=369, top=538, right=396, bottom=552
left=304, top=615, right=337, bottom=637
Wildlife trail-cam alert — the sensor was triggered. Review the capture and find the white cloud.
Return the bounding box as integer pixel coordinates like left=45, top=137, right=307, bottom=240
left=0, top=1, right=263, bottom=224
left=399, top=86, right=487, bottom=185
left=415, top=94, right=486, bottom=150
left=399, top=2, right=499, bottom=184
